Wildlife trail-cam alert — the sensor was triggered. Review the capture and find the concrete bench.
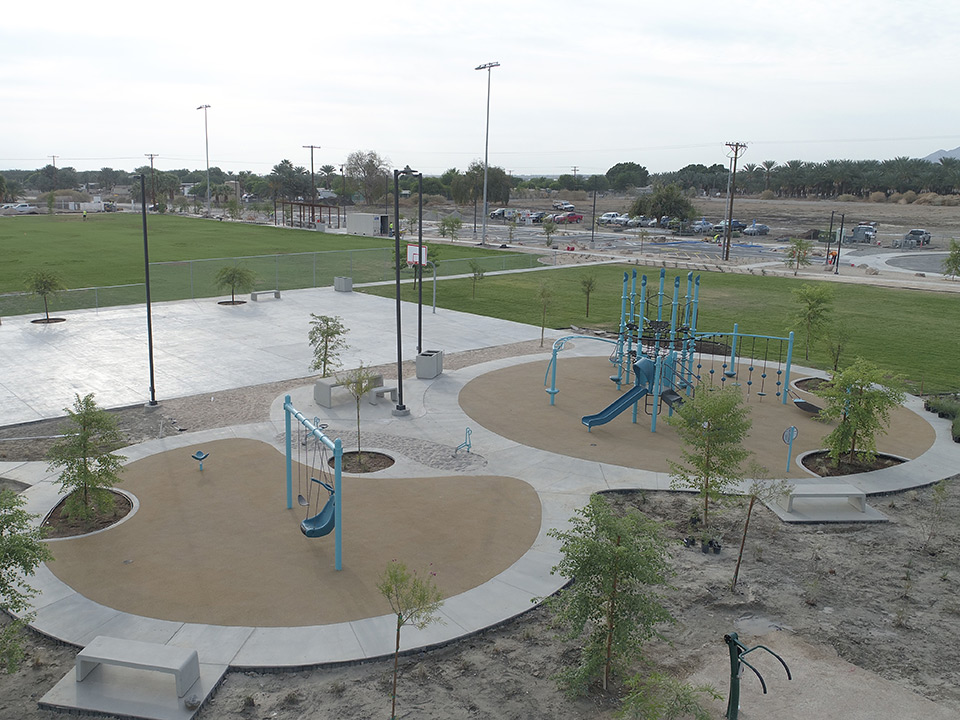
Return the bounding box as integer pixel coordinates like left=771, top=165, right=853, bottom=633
left=315, top=373, right=383, bottom=408
left=76, top=636, right=200, bottom=698
left=250, top=289, right=281, bottom=301
left=369, top=386, right=398, bottom=404
left=779, top=483, right=867, bottom=513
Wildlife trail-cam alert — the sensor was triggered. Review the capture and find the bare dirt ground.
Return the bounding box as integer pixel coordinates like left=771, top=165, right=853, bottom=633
left=2, top=197, right=959, bottom=718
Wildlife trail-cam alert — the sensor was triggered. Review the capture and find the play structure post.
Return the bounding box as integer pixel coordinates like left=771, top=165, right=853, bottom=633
left=334, top=437, right=342, bottom=570
left=285, top=394, right=293, bottom=509
left=782, top=331, right=794, bottom=405
left=650, top=355, right=662, bottom=433
left=726, top=323, right=739, bottom=379
left=657, top=268, right=666, bottom=321
left=670, top=275, right=680, bottom=341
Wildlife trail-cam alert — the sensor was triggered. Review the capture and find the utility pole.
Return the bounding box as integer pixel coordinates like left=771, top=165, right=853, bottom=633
left=303, top=144, right=320, bottom=222
left=145, top=153, right=159, bottom=208
left=571, top=165, right=579, bottom=189
left=723, top=142, right=747, bottom=261
left=50, top=155, right=59, bottom=193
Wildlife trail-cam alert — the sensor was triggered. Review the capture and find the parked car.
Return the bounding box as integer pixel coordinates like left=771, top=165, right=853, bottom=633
left=13, top=203, right=40, bottom=214
left=597, top=212, right=620, bottom=225
left=555, top=212, right=584, bottom=224
left=530, top=211, right=546, bottom=223
left=846, top=224, right=877, bottom=243
left=691, top=219, right=714, bottom=234
left=490, top=208, right=506, bottom=219
left=613, top=214, right=631, bottom=226
left=713, top=220, right=747, bottom=233
left=627, top=215, right=648, bottom=227
left=742, top=223, right=770, bottom=236
left=895, top=229, right=931, bottom=248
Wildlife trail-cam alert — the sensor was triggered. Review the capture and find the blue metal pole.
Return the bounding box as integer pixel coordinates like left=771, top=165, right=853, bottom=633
left=284, top=395, right=292, bottom=509
left=670, top=276, right=680, bottom=339
left=727, top=322, right=739, bottom=378
left=783, top=331, right=795, bottom=405
left=334, top=437, right=342, bottom=571
left=657, top=268, right=665, bottom=321
left=651, top=354, right=662, bottom=433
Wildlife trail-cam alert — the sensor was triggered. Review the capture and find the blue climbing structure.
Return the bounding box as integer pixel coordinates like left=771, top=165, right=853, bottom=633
left=545, top=269, right=795, bottom=433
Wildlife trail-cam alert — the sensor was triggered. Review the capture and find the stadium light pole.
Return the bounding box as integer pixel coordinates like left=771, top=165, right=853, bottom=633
left=476, top=61, right=499, bottom=246
left=197, top=104, right=211, bottom=215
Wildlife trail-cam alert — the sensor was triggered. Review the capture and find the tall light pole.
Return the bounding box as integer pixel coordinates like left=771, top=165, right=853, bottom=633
left=139, top=174, right=158, bottom=407
left=476, top=61, right=499, bottom=246
left=303, top=144, right=320, bottom=221
left=197, top=104, right=211, bottom=215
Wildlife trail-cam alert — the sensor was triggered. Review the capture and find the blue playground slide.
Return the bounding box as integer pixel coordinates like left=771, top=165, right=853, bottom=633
left=581, top=384, right=650, bottom=429
left=301, top=494, right=336, bottom=538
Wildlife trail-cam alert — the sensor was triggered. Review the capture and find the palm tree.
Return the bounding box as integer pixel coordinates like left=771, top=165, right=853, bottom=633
left=319, top=164, right=337, bottom=189
left=760, top=160, right=777, bottom=192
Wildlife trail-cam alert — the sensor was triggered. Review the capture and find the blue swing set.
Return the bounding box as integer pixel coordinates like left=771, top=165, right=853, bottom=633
left=284, top=395, right=343, bottom=570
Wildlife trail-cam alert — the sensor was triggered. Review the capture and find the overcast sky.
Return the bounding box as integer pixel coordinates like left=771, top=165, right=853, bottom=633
left=3, top=0, right=957, bottom=178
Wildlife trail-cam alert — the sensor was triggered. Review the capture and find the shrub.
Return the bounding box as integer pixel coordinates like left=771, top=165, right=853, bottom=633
left=759, top=189, right=775, bottom=200
left=888, top=192, right=903, bottom=204
left=836, top=194, right=858, bottom=202
left=869, top=191, right=887, bottom=203
left=900, top=190, right=918, bottom=204
left=953, top=415, right=960, bottom=442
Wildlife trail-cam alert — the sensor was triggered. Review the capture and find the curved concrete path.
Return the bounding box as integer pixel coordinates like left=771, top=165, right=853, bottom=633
left=7, top=343, right=958, bottom=671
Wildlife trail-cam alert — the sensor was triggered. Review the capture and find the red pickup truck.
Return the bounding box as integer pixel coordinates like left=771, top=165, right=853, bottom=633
left=554, top=212, right=583, bottom=224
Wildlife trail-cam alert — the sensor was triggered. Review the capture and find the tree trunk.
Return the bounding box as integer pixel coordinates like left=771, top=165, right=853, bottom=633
left=603, top=534, right=621, bottom=691
left=732, top=496, right=755, bottom=591
left=391, top=615, right=401, bottom=719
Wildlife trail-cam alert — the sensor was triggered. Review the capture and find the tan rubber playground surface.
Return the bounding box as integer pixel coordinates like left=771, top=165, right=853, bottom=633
left=458, top=355, right=934, bottom=475
left=46, top=438, right=541, bottom=627
left=45, top=356, right=934, bottom=630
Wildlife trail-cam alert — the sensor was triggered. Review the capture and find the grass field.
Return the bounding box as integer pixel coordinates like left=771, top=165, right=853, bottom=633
left=362, top=264, right=960, bottom=394
left=0, top=213, right=536, bottom=309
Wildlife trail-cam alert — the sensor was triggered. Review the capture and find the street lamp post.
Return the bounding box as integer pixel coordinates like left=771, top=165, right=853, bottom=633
left=139, top=174, right=158, bottom=407
left=475, top=61, right=499, bottom=245
left=197, top=104, right=211, bottom=215
left=392, top=166, right=418, bottom=417
left=415, top=171, right=424, bottom=353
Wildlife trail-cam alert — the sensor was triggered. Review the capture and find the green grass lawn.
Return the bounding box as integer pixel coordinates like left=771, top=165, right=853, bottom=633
left=362, top=264, right=960, bottom=394
left=0, top=213, right=533, bottom=306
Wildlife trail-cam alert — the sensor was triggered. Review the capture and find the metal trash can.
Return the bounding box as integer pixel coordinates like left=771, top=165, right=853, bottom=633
left=416, top=350, right=443, bottom=379
left=334, top=276, right=353, bottom=292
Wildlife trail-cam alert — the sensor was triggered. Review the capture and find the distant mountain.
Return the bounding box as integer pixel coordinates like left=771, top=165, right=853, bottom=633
left=924, top=146, right=960, bottom=162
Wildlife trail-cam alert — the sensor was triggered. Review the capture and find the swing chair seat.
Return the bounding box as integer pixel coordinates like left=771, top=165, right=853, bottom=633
left=301, top=494, right=336, bottom=538
left=792, top=398, right=821, bottom=415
